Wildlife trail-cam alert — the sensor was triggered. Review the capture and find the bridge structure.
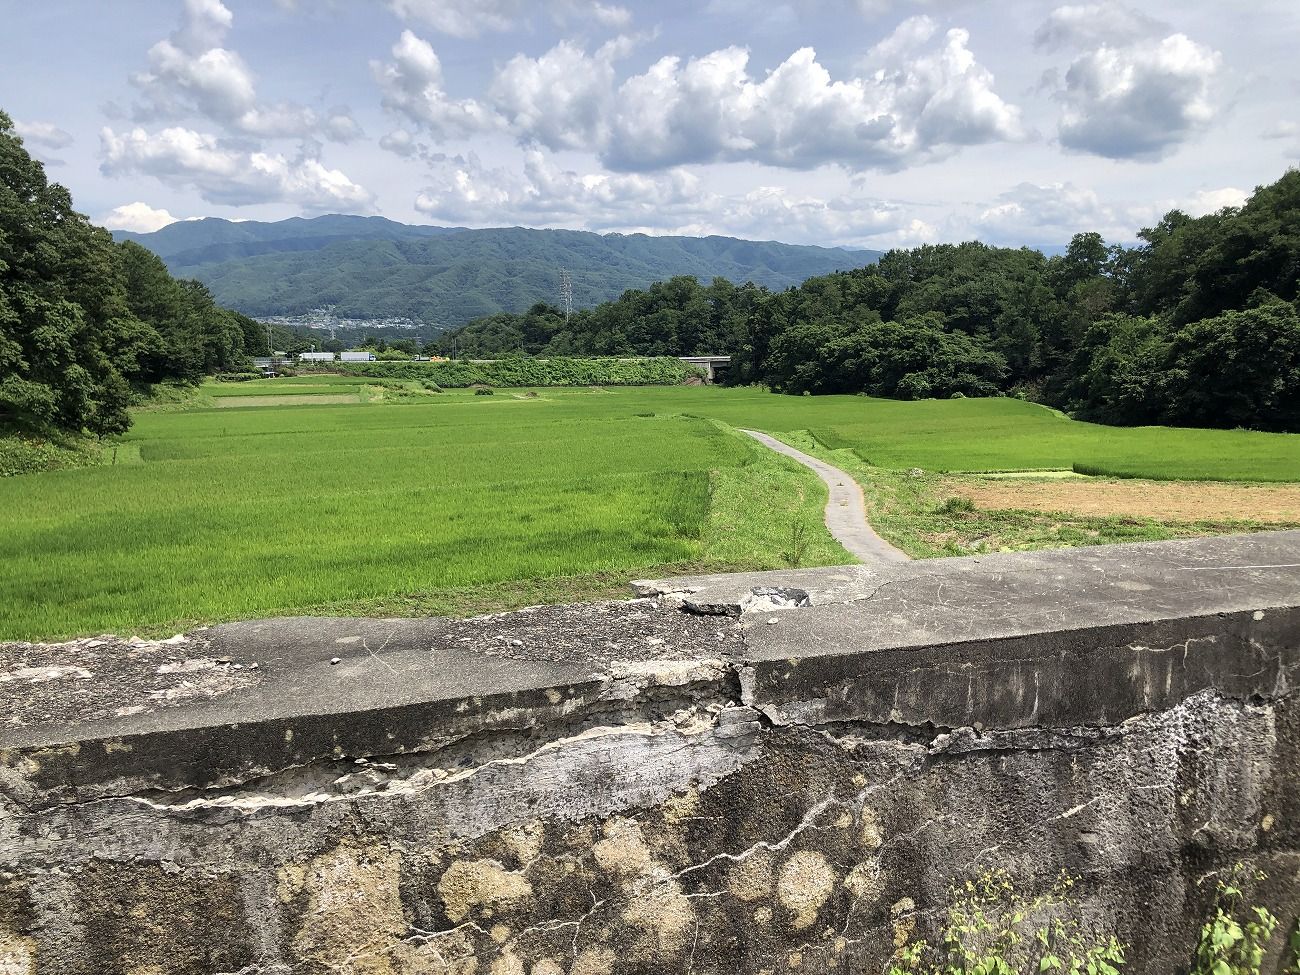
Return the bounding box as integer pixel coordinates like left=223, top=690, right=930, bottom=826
left=679, top=354, right=731, bottom=382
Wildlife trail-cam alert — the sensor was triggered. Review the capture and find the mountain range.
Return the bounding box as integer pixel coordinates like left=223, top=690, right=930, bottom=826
left=114, top=215, right=881, bottom=327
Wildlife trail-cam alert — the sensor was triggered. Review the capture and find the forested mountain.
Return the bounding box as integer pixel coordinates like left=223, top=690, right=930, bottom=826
left=1, top=112, right=264, bottom=436
left=116, top=217, right=880, bottom=326
left=447, top=168, right=1300, bottom=432
left=114, top=214, right=463, bottom=268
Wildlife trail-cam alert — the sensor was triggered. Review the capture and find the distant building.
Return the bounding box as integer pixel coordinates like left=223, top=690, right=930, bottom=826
left=340, top=351, right=376, bottom=362
left=299, top=352, right=336, bottom=362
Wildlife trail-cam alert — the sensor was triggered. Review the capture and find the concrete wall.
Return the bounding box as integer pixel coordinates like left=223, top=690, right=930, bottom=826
left=2, top=532, right=1298, bottom=975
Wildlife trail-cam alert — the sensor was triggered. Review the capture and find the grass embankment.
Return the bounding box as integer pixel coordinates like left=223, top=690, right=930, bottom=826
left=5, top=384, right=1299, bottom=641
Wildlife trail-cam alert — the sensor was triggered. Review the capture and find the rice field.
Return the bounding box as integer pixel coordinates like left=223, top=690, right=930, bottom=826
left=5, top=382, right=1299, bottom=641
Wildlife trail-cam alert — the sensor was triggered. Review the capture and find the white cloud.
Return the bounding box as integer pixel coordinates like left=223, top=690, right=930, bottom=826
left=379, top=128, right=420, bottom=157
left=411, top=148, right=927, bottom=246
left=588, top=3, right=633, bottom=27
left=130, top=0, right=359, bottom=142
left=387, top=0, right=632, bottom=36
left=965, top=180, right=1253, bottom=246
left=323, top=110, right=364, bottom=143
left=1055, top=33, right=1220, bottom=160
left=489, top=38, right=627, bottom=151
left=174, top=0, right=234, bottom=51
left=414, top=149, right=700, bottom=227
left=972, top=181, right=1153, bottom=243
left=372, top=30, right=500, bottom=139
left=100, top=125, right=375, bottom=212
left=1033, top=2, right=1165, bottom=51
left=101, top=202, right=182, bottom=233
left=13, top=120, right=74, bottom=150
left=1036, top=7, right=1221, bottom=162
left=551, top=0, right=633, bottom=27
left=1262, top=121, right=1300, bottom=158
left=1184, top=186, right=1247, bottom=215
left=479, top=17, right=1023, bottom=172
left=387, top=0, right=523, bottom=38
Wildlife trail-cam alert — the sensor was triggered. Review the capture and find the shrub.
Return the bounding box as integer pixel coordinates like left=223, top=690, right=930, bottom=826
left=1190, top=864, right=1277, bottom=975
left=334, top=357, right=703, bottom=388
left=215, top=372, right=263, bottom=382
left=936, top=495, right=976, bottom=515
left=474, top=387, right=494, bottom=396
left=0, top=435, right=103, bottom=477
left=888, top=869, right=1125, bottom=975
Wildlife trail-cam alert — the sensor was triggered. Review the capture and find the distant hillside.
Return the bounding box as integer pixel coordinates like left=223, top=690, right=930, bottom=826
left=116, top=216, right=880, bottom=327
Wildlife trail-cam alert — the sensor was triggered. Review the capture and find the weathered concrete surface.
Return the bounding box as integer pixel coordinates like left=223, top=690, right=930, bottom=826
left=740, top=430, right=910, bottom=564
left=1, top=531, right=1298, bottom=975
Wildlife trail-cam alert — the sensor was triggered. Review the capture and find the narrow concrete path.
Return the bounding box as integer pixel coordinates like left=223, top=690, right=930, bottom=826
left=741, top=430, right=911, bottom=564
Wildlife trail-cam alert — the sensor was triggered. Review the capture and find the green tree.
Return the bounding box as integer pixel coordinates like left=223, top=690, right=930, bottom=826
left=1160, top=302, right=1300, bottom=430
left=0, top=111, right=134, bottom=434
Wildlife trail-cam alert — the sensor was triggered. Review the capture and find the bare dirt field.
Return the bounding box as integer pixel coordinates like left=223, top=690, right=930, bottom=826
left=953, top=477, right=1300, bottom=524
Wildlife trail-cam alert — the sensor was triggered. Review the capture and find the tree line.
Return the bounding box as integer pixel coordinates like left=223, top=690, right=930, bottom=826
left=1, top=111, right=265, bottom=436
left=444, top=169, right=1300, bottom=432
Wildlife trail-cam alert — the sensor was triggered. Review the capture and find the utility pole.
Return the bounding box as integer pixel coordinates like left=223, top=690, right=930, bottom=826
left=266, top=322, right=273, bottom=357
left=559, top=269, right=573, bottom=320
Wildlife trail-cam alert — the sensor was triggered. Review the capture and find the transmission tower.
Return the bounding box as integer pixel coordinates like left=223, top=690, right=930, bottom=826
left=559, top=268, right=574, bottom=320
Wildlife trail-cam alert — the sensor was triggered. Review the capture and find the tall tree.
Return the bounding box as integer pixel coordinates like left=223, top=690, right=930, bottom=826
left=0, top=111, right=133, bottom=435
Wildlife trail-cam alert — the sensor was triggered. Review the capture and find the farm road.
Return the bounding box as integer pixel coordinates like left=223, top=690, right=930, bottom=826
left=741, top=430, right=911, bottom=564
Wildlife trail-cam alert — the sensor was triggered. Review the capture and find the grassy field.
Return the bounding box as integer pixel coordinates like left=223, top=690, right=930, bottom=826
left=1, top=387, right=849, bottom=640
left=4, top=382, right=1299, bottom=641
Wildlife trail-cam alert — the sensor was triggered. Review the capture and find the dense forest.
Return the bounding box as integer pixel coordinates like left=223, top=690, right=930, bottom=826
left=446, top=169, right=1300, bottom=432
left=118, top=217, right=878, bottom=326
left=0, top=112, right=262, bottom=436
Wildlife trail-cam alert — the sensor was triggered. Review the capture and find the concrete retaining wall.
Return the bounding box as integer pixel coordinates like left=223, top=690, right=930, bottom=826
left=2, top=532, right=1298, bottom=974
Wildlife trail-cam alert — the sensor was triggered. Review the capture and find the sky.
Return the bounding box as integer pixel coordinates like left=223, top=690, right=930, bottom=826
left=3, top=0, right=1298, bottom=250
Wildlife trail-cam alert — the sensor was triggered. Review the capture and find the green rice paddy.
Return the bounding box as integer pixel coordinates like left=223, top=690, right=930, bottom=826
left=5, top=379, right=1298, bottom=640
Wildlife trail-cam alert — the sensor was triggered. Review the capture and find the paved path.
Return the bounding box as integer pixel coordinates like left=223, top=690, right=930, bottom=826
left=741, top=430, right=911, bottom=564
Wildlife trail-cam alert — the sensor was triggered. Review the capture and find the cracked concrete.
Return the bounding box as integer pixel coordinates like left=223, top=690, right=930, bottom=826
left=1, top=531, right=1298, bottom=974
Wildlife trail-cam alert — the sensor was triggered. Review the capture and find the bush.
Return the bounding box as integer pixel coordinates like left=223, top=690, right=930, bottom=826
left=1190, top=864, right=1279, bottom=975
left=474, top=387, right=494, bottom=396
left=889, top=870, right=1125, bottom=975
left=0, top=435, right=103, bottom=477
left=215, top=372, right=263, bottom=382
left=936, top=495, right=976, bottom=514
left=334, top=357, right=704, bottom=388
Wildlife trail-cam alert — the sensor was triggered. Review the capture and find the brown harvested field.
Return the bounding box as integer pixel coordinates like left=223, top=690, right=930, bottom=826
left=952, top=477, right=1300, bottom=523
left=213, top=394, right=360, bottom=408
